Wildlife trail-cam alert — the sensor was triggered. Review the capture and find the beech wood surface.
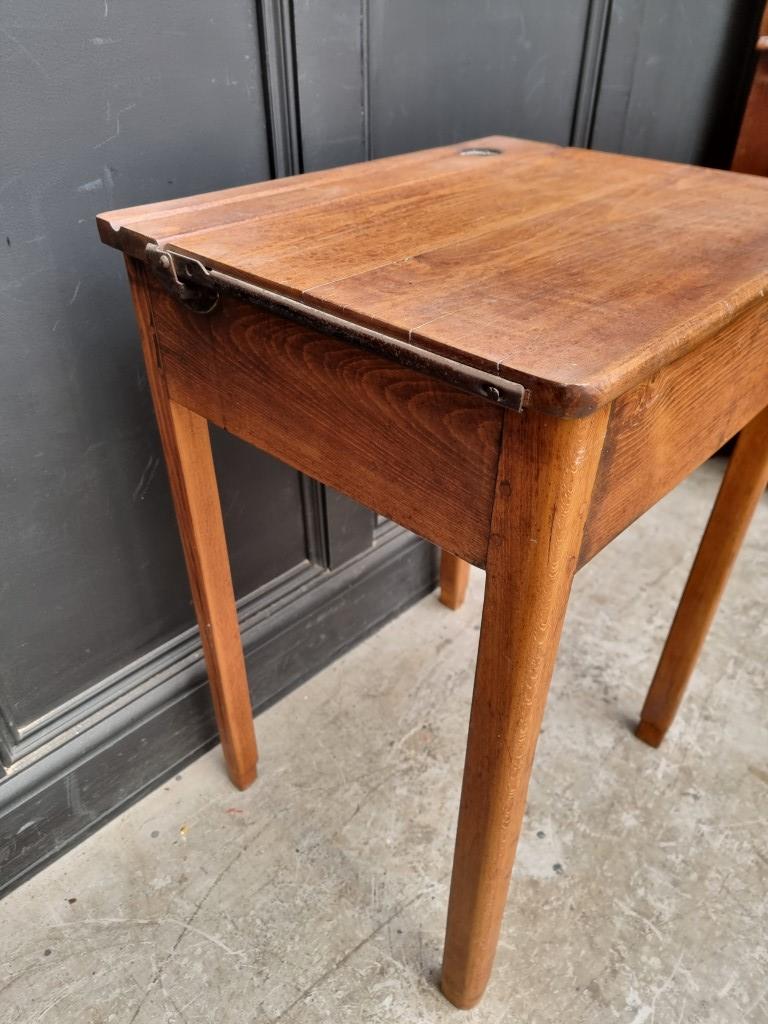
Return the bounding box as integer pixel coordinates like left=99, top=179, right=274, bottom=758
left=98, top=137, right=553, bottom=255
left=637, top=403, right=768, bottom=747
left=99, top=136, right=768, bottom=418
left=147, top=276, right=504, bottom=567
left=126, top=259, right=258, bottom=789
left=441, top=405, right=610, bottom=1009
left=731, top=2, right=768, bottom=177
left=581, top=301, right=768, bottom=563
left=732, top=52, right=768, bottom=177
left=439, top=553, right=471, bottom=610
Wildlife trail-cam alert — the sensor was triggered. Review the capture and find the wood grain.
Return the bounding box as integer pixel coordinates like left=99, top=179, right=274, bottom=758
left=98, top=136, right=553, bottom=256
left=147, top=278, right=504, bottom=566
left=439, top=553, right=470, bottom=610
left=405, top=164, right=768, bottom=415
left=636, top=402, right=768, bottom=747
left=126, top=258, right=258, bottom=790
left=163, top=149, right=564, bottom=294
left=441, top=405, right=610, bottom=1009
left=171, top=146, right=650, bottom=299
left=731, top=1, right=768, bottom=177
left=581, top=301, right=768, bottom=564
left=101, top=137, right=768, bottom=417
left=731, top=52, right=768, bottom=176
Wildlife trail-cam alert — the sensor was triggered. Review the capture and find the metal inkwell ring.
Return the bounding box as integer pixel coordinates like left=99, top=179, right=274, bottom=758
left=458, top=147, right=502, bottom=156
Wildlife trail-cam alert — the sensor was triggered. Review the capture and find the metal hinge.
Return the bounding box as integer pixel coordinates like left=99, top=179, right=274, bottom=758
left=144, top=243, right=527, bottom=412
left=145, top=244, right=220, bottom=313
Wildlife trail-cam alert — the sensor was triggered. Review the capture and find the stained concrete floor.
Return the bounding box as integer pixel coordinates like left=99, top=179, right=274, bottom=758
left=2, top=459, right=767, bottom=1024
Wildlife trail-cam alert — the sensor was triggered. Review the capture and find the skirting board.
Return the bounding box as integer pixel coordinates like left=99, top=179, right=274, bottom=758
left=0, top=528, right=438, bottom=898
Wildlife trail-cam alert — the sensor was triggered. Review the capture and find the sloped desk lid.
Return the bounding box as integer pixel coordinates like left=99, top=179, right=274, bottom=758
left=99, top=136, right=768, bottom=417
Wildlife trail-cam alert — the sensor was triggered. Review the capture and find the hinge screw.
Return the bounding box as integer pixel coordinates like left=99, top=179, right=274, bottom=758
left=159, top=253, right=171, bottom=269
left=485, top=385, right=501, bottom=402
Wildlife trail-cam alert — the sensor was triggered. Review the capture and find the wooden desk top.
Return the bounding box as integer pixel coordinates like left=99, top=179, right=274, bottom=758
left=99, top=136, right=768, bottom=416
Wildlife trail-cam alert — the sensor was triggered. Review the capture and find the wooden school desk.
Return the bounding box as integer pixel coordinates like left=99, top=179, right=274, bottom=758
left=98, top=137, right=768, bottom=1009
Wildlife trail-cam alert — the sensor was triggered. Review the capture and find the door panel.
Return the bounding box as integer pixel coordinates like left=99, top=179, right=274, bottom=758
left=366, top=0, right=591, bottom=155
left=0, top=0, right=272, bottom=737
left=211, top=429, right=309, bottom=595
left=591, top=0, right=756, bottom=164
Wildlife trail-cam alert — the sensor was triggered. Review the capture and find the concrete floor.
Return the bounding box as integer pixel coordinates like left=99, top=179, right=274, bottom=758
left=1, top=460, right=767, bottom=1024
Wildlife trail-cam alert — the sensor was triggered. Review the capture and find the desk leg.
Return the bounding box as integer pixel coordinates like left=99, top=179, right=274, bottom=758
left=126, top=259, right=258, bottom=790
left=439, top=553, right=471, bottom=609
left=441, top=407, right=609, bottom=1009
left=637, top=403, right=768, bottom=748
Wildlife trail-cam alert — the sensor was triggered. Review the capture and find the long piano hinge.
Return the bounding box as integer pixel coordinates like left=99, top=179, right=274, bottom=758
left=144, top=243, right=527, bottom=412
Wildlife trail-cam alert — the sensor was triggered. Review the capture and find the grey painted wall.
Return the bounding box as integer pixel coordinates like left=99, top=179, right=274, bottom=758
left=1, top=0, right=273, bottom=739
left=0, top=0, right=761, bottom=895
left=591, top=0, right=758, bottom=164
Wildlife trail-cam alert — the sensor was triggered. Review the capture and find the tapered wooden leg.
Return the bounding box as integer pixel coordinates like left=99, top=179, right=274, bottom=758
left=441, top=406, right=609, bottom=1009
left=126, top=258, right=258, bottom=789
left=439, top=552, right=471, bottom=609
left=636, top=404, right=768, bottom=748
